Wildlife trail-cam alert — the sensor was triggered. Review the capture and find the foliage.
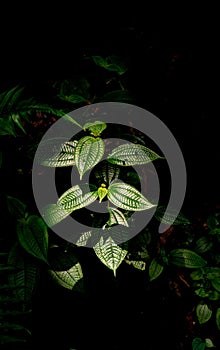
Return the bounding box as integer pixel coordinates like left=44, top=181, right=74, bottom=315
left=0, top=54, right=219, bottom=349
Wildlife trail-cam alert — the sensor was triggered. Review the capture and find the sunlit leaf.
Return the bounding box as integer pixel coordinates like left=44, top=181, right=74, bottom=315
left=107, top=143, right=163, bottom=166
left=196, top=302, right=212, bottom=324
left=41, top=141, right=77, bottom=167
left=105, top=207, right=128, bottom=227
left=125, top=259, right=146, bottom=270
left=169, top=249, right=207, bottom=268
left=75, top=136, right=105, bottom=179
left=16, top=216, right=48, bottom=264
left=93, top=236, right=127, bottom=276
left=205, top=338, right=215, bottom=348
left=83, top=120, right=107, bottom=137
left=108, top=181, right=156, bottom=211
left=49, top=263, right=83, bottom=290
left=43, top=186, right=98, bottom=227
left=149, top=258, right=164, bottom=281
left=58, top=185, right=98, bottom=212
left=75, top=231, right=92, bottom=247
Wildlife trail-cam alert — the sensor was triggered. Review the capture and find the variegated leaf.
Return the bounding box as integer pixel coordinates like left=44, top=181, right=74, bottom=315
left=58, top=185, right=98, bottom=211
left=107, top=143, right=163, bottom=166
left=49, top=263, right=83, bottom=290
left=41, top=141, right=77, bottom=167
left=93, top=236, right=127, bottom=276
left=75, top=136, right=105, bottom=179
left=108, top=181, right=156, bottom=211
left=106, top=207, right=128, bottom=227
left=75, top=231, right=92, bottom=247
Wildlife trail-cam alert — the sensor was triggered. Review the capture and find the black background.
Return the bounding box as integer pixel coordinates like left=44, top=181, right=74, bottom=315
left=1, top=4, right=219, bottom=350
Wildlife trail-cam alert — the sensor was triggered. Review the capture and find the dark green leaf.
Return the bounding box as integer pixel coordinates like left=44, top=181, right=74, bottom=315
left=6, top=195, right=27, bottom=219
left=154, top=206, right=190, bottom=225
left=196, top=302, right=212, bottom=324
left=192, top=338, right=206, bottom=350
left=149, top=258, right=164, bottom=281
left=8, top=243, right=40, bottom=307
left=0, top=117, right=16, bottom=136
left=195, top=237, right=213, bottom=254
left=11, top=113, right=26, bottom=133
left=169, top=249, right=207, bottom=268
left=216, top=308, right=220, bottom=330
left=101, top=90, right=134, bottom=102
left=16, top=216, right=48, bottom=264
left=58, top=93, right=87, bottom=104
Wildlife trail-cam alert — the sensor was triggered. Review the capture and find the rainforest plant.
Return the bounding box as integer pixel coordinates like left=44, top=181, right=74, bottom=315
left=1, top=54, right=220, bottom=349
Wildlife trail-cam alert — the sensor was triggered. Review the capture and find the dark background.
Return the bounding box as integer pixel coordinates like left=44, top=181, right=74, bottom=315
left=1, top=4, right=219, bottom=350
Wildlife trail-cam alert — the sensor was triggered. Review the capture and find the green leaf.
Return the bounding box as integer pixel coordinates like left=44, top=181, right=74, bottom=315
left=42, top=203, right=71, bottom=227
left=216, top=308, right=220, bottom=330
left=43, top=187, right=98, bottom=227
left=58, top=93, right=87, bottom=104
left=108, top=181, right=156, bottom=211
left=75, top=136, right=105, bottom=179
left=92, top=55, right=127, bottom=74
left=169, top=249, right=207, bottom=268
left=154, top=206, right=190, bottom=225
left=8, top=243, right=40, bottom=307
left=125, top=259, right=146, bottom=270
left=0, top=335, right=28, bottom=344
left=211, top=278, right=220, bottom=292
left=205, top=338, right=215, bottom=348
left=206, top=267, right=220, bottom=279
left=48, top=247, right=83, bottom=291
left=0, top=116, right=16, bottom=136
left=190, top=269, right=204, bottom=281
left=41, top=141, right=77, bottom=167
left=101, top=90, right=134, bottom=103
left=83, top=120, right=107, bottom=137
left=16, top=216, right=48, bottom=264
left=94, top=160, right=120, bottom=186
left=97, top=184, right=108, bottom=202
left=105, top=207, right=129, bottom=227
left=149, top=258, right=164, bottom=281
left=57, top=185, right=98, bottom=212
left=11, top=113, right=26, bottom=134
left=0, top=85, right=24, bottom=114
left=93, top=236, right=128, bottom=277
left=107, top=143, right=163, bottom=166
left=195, top=237, right=213, bottom=254
left=61, top=113, right=83, bottom=128
left=196, top=302, right=212, bottom=324
left=49, top=263, right=83, bottom=290
left=75, top=231, right=92, bottom=247
left=6, top=195, right=27, bottom=219
left=192, top=338, right=206, bottom=350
